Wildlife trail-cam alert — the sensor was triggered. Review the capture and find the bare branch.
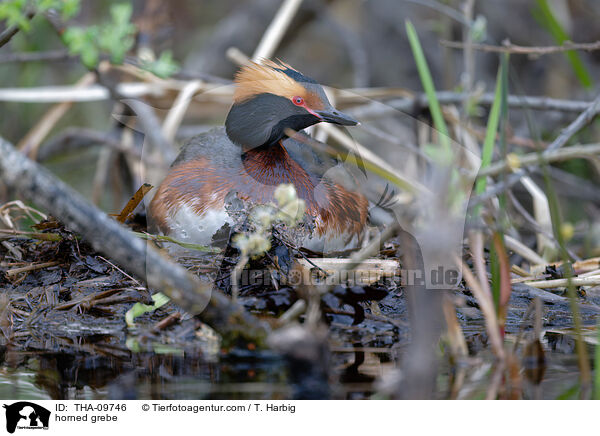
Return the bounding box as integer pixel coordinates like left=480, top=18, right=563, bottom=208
left=544, top=93, right=600, bottom=153
left=0, top=50, right=74, bottom=63
left=478, top=143, right=600, bottom=178
left=252, top=0, right=303, bottom=61
left=441, top=39, right=600, bottom=55
left=349, top=91, right=592, bottom=120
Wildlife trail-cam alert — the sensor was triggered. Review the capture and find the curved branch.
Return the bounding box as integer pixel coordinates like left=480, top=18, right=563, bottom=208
left=0, top=136, right=268, bottom=345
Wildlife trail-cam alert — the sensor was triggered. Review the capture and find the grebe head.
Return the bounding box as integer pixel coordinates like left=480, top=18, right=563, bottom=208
left=225, top=60, right=357, bottom=150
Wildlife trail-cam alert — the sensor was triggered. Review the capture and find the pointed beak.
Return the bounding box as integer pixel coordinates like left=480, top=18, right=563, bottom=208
left=315, top=108, right=359, bottom=126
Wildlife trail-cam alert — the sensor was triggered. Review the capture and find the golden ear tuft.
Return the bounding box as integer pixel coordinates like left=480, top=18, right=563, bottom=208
left=233, top=60, right=306, bottom=103
left=259, top=58, right=298, bottom=72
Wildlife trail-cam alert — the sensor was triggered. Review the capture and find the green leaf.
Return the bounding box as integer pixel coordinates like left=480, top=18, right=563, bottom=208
left=35, top=0, right=56, bottom=13
left=556, top=383, right=580, bottom=400
left=0, top=0, right=81, bottom=32
left=58, top=0, right=80, bottom=20
left=423, top=143, right=453, bottom=166
left=0, top=0, right=30, bottom=31
left=109, top=2, right=133, bottom=25
left=61, top=2, right=135, bottom=69
left=405, top=20, right=450, bottom=153
left=63, top=26, right=99, bottom=68
left=125, top=337, right=141, bottom=353
left=98, top=3, right=135, bottom=64
left=470, top=15, right=487, bottom=43
left=475, top=66, right=503, bottom=197
left=142, top=50, right=180, bottom=78
left=533, top=0, right=593, bottom=88
left=125, top=292, right=170, bottom=327
left=79, top=45, right=98, bottom=68
left=33, top=0, right=81, bottom=19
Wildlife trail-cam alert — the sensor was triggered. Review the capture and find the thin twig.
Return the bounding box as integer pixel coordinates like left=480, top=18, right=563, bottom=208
left=458, top=257, right=505, bottom=359
left=132, top=231, right=220, bottom=253
left=442, top=293, right=468, bottom=359
left=472, top=93, right=600, bottom=207
left=5, top=261, right=60, bottom=277
left=97, top=256, right=141, bottom=286
left=0, top=229, right=63, bottom=242
left=162, top=80, right=203, bottom=143
left=226, top=47, right=250, bottom=66
left=96, top=70, right=178, bottom=166
left=0, top=50, right=74, bottom=63
left=545, top=93, right=600, bottom=153
left=441, top=39, right=600, bottom=55
left=349, top=92, right=592, bottom=120
left=468, top=231, right=493, bottom=300
left=37, top=127, right=149, bottom=163
left=503, top=235, right=547, bottom=266
left=277, top=300, right=307, bottom=325
left=520, top=176, right=553, bottom=254
left=460, top=0, right=475, bottom=106
left=341, top=223, right=401, bottom=275
left=444, top=105, right=545, bottom=149
left=477, top=143, right=600, bottom=178
left=122, top=98, right=177, bottom=164
left=520, top=276, right=600, bottom=289
left=252, top=0, right=303, bottom=61
left=17, top=71, right=98, bottom=158
left=91, top=147, right=113, bottom=205
left=0, top=82, right=167, bottom=103
left=0, top=11, right=35, bottom=48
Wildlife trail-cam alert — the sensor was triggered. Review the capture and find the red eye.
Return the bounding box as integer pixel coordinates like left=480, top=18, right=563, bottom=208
left=293, top=96, right=304, bottom=106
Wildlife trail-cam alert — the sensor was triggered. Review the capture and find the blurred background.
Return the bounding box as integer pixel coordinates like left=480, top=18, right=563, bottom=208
left=1, top=0, right=600, bottom=218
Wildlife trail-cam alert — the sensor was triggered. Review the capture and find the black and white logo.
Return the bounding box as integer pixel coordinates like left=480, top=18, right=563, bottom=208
left=3, top=402, right=50, bottom=433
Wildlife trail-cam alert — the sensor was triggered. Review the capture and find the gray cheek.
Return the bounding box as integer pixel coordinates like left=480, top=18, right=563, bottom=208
left=226, top=105, right=278, bottom=148
left=226, top=118, right=270, bottom=148
left=225, top=93, right=299, bottom=148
